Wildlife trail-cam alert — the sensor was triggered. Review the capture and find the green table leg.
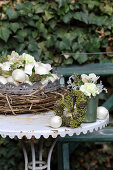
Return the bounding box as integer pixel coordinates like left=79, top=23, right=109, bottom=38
left=62, top=143, right=70, bottom=170
left=103, top=93, right=113, bottom=110
left=57, top=142, right=63, bottom=170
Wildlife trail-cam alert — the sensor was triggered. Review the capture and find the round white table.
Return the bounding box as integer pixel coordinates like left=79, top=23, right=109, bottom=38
left=0, top=111, right=109, bottom=170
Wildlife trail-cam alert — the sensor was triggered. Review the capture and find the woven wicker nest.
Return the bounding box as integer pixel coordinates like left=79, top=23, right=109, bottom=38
left=0, top=79, right=67, bottom=115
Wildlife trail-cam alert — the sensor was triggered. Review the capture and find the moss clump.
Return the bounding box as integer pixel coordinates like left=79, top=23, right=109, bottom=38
left=29, top=73, right=42, bottom=82
left=29, top=73, right=53, bottom=82
left=72, top=73, right=80, bottom=86
left=54, top=99, right=65, bottom=117
left=54, top=89, right=88, bottom=128
left=64, top=89, right=76, bottom=113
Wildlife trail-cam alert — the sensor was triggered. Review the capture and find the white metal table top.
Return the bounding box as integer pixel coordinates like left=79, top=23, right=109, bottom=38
left=0, top=111, right=109, bottom=139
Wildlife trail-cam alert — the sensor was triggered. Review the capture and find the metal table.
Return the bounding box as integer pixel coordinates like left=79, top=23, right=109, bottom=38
left=0, top=111, right=109, bottom=170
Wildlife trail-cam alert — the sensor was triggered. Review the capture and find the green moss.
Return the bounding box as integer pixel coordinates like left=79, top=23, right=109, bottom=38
left=72, top=73, right=80, bottom=86
left=54, top=99, right=65, bottom=117
left=64, top=89, right=76, bottom=113
left=29, top=73, right=42, bottom=82
left=54, top=89, right=89, bottom=128
left=29, top=73, right=53, bottom=82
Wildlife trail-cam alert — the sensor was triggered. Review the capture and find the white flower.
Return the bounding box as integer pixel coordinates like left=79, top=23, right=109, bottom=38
left=35, top=62, right=52, bottom=75
left=80, top=83, right=99, bottom=97
left=81, top=74, right=89, bottom=83
left=8, top=51, right=20, bottom=60
left=24, top=64, right=34, bottom=75
left=89, top=73, right=99, bottom=83
left=22, top=53, right=36, bottom=64
left=2, top=62, right=12, bottom=71
left=8, top=51, right=23, bottom=67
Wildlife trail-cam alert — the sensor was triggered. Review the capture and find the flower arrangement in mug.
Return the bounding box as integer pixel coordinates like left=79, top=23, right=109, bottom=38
left=53, top=73, right=107, bottom=128
left=0, top=51, right=59, bottom=85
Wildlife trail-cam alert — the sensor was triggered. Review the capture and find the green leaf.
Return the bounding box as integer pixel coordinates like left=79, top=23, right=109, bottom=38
left=55, top=0, right=63, bottom=8
left=63, top=12, right=72, bottom=23
left=49, top=20, right=56, bottom=29
left=81, top=11, right=88, bottom=24
left=55, top=27, right=68, bottom=38
left=44, top=10, right=54, bottom=21
left=9, top=23, right=20, bottom=33
left=0, top=27, right=11, bottom=42
left=74, top=12, right=82, bottom=21
left=72, top=43, right=78, bottom=51
left=77, top=54, right=88, bottom=64
left=17, top=29, right=30, bottom=38
left=73, top=51, right=81, bottom=60
left=35, top=4, right=47, bottom=13
left=15, top=3, right=25, bottom=10
left=6, top=8, right=18, bottom=20
left=64, top=58, right=73, bottom=65
left=28, top=41, right=40, bottom=52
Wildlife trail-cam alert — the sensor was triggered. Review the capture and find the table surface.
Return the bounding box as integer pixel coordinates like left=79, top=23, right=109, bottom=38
left=0, top=111, right=109, bottom=139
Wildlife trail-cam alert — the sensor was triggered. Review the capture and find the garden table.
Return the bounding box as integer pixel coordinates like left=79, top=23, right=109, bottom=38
left=0, top=111, right=109, bottom=170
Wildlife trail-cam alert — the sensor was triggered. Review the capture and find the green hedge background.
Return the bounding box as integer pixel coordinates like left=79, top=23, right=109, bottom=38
left=0, top=0, right=113, bottom=66
left=0, top=0, right=113, bottom=169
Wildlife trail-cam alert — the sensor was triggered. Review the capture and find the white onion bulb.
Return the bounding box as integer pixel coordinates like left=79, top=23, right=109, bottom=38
left=97, top=106, right=109, bottom=120
left=50, top=116, right=62, bottom=128
left=0, top=76, right=7, bottom=84
left=7, top=76, right=18, bottom=85
left=12, top=69, right=26, bottom=83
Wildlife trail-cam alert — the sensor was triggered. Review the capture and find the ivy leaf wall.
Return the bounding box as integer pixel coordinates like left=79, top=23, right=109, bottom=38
left=0, top=0, right=113, bottom=66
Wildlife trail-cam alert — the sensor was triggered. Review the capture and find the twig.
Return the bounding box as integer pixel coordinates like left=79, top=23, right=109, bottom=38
left=49, top=91, right=65, bottom=99
left=29, top=104, right=33, bottom=110
left=27, top=83, right=48, bottom=96
left=6, top=94, right=16, bottom=115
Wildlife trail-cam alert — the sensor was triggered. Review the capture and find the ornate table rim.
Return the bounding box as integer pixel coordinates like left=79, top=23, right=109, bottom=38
left=0, top=114, right=109, bottom=139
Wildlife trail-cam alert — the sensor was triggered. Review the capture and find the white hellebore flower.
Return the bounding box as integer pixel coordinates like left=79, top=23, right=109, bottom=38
left=2, top=62, right=12, bottom=71
left=22, top=53, right=36, bottom=64
left=81, top=74, right=89, bottom=83
left=0, top=76, right=7, bottom=84
left=35, top=62, right=52, bottom=75
left=80, top=83, right=99, bottom=97
left=89, top=73, right=99, bottom=83
left=24, top=64, right=34, bottom=75
left=12, top=69, right=26, bottom=83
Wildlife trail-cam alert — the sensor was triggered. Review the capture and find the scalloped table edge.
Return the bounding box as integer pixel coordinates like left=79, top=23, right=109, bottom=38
left=0, top=113, right=109, bottom=140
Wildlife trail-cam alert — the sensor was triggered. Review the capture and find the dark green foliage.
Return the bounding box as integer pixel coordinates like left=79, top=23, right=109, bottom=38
left=0, top=0, right=113, bottom=65
left=0, top=137, right=24, bottom=170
